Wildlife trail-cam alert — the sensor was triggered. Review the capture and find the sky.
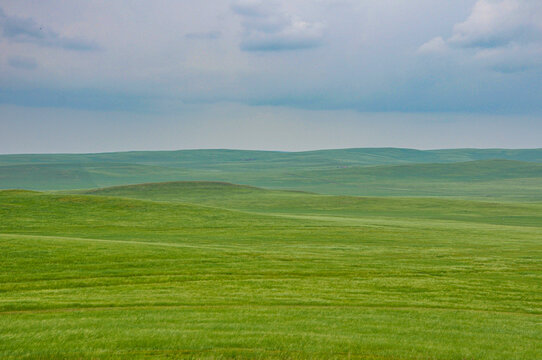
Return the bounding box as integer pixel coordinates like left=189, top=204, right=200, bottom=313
left=1, top=0, right=541, bottom=153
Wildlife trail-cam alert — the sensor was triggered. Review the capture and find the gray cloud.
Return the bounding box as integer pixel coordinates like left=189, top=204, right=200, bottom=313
left=0, top=7, right=100, bottom=51
left=231, top=1, right=270, bottom=17
left=231, top=0, right=324, bottom=51
left=7, top=55, right=37, bottom=70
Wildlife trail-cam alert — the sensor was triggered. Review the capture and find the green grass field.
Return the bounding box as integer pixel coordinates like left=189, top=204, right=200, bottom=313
left=1, top=149, right=541, bottom=359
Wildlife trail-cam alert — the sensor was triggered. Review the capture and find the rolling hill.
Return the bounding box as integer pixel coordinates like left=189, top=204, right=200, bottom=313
left=0, top=148, right=541, bottom=200
left=80, top=180, right=542, bottom=227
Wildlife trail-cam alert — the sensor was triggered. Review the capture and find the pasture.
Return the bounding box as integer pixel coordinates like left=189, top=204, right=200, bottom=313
left=1, top=181, right=540, bottom=359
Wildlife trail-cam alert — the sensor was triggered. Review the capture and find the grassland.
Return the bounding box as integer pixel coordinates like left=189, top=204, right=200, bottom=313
left=1, top=184, right=541, bottom=359
left=1, top=148, right=541, bottom=358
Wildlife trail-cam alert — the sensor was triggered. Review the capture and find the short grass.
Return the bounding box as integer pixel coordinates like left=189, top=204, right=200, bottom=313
left=1, top=189, right=541, bottom=359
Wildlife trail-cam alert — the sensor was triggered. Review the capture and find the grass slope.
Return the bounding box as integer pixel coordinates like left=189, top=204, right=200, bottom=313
left=82, top=181, right=542, bottom=227
left=1, top=189, right=541, bottom=359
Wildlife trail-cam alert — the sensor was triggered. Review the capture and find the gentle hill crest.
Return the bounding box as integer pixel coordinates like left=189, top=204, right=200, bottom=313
left=0, top=189, right=305, bottom=241
left=83, top=180, right=268, bottom=195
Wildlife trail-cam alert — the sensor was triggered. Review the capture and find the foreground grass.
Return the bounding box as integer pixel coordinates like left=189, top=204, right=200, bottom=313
left=1, top=189, right=541, bottom=359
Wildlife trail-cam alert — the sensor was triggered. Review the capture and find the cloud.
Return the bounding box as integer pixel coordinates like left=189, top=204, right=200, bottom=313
left=417, top=36, right=447, bottom=54
left=185, top=31, right=221, bottom=40
left=449, top=0, right=541, bottom=48
left=7, top=55, right=37, bottom=70
left=231, top=0, right=270, bottom=17
left=0, top=1, right=540, bottom=115
left=0, top=7, right=100, bottom=51
left=419, top=0, right=542, bottom=71
left=231, top=0, right=324, bottom=51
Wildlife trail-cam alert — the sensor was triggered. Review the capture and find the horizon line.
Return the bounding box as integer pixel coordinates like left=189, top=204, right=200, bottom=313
left=1, top=146, right=542, bottom=157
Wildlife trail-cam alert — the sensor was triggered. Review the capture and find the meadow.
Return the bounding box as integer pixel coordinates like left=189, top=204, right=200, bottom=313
left=0, top=149, right=541, bottom=359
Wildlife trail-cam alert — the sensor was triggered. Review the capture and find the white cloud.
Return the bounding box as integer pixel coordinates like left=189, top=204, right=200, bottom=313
left=231, top=0, right=325, bottom=51
left=418, top=36, right=447, bottom=54
left=449, top=0, right=539, bottom=48
left=419, top=0, right=542, bottom=71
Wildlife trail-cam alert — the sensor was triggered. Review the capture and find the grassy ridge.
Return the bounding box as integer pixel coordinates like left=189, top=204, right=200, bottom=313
left=1, top=189, right=541, bottom=359
left=2, top=148, right=542, bottom=167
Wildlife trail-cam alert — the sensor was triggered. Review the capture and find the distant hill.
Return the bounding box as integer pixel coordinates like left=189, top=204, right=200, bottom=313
left=1, top=148, right=542, bottom=199
left=1, top=148, right=541, bottom=167
left=305, top=148, right=542, bottom=165
left=284, top=160, right=542, bottom=199
left=0, top=163, right=189, bottom=190
left=306, top=159, right=542, bottom=181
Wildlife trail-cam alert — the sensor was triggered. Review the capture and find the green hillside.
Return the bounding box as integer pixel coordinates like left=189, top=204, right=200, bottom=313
left=81, top=181, right=542, bottom=227
left=1, top=189, right=541, bottom=359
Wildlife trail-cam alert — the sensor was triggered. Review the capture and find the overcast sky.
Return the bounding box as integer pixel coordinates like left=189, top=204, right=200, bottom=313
left=1, top=0, right=541, bottom=153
